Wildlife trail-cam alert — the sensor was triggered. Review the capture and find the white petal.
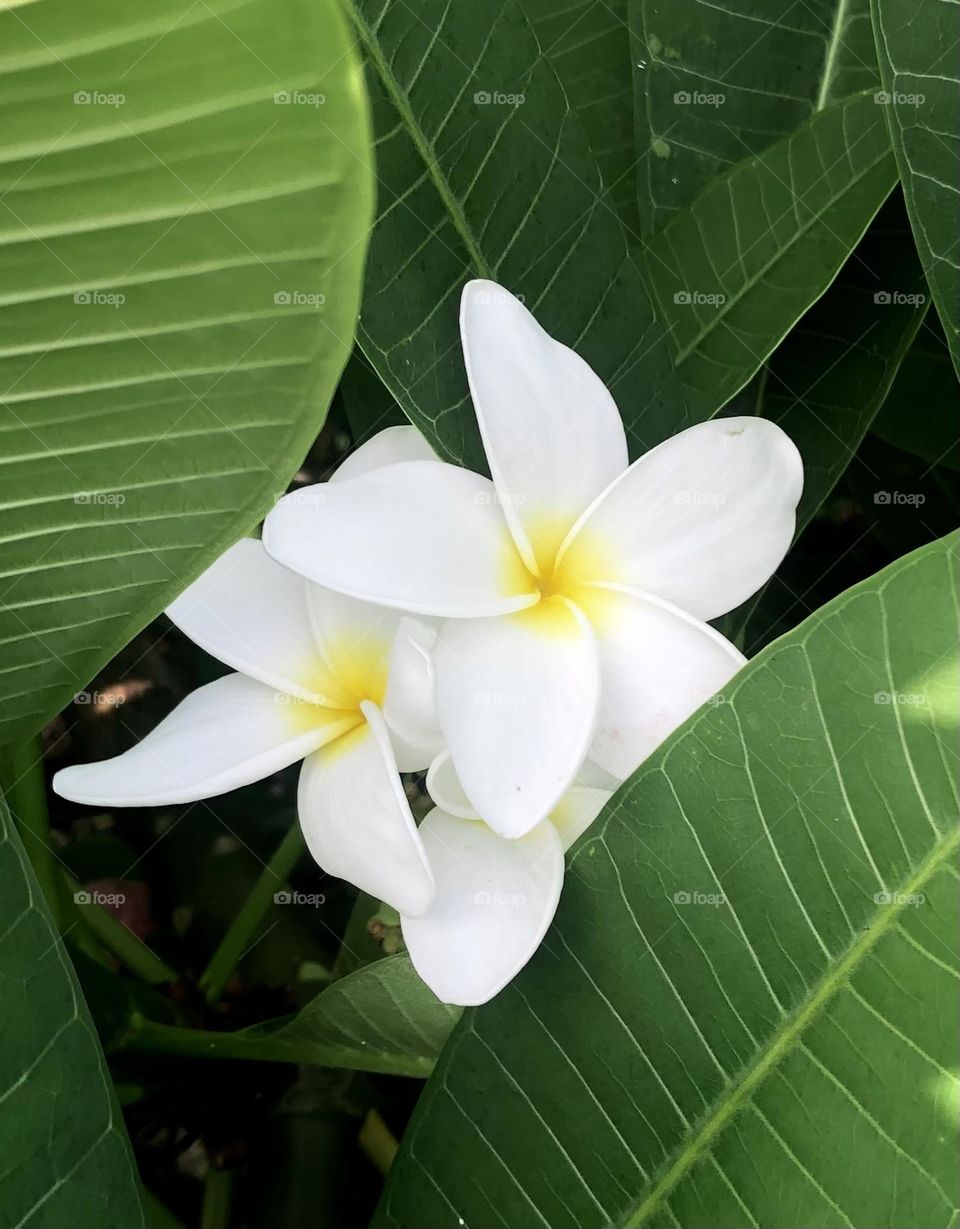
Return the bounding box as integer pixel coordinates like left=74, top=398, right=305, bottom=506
left=166, top=538, right=333, bottom=703
left=549, top=787, right=612, bottom=852
left=557, top=417, right=803, bottom=620
left=424, top=750, right=478, bottom=820
left=306, top=585, right=403, bottom=709
left=263, top=461, right=538, bottom=617
left=578, top=584, right=746, bottom=780
left=53, top=674, right=357, bottom=807
left=434, top=597, right=600, bottom=837
left=461, top=280, right=628, bottom=575
left=383, top=618, right=444, bottom=771
left=401, top=808, right=563, bottom=1006
left=331, top=425, right=439, bottom=482
left=297, top=702, right=435, bottom=917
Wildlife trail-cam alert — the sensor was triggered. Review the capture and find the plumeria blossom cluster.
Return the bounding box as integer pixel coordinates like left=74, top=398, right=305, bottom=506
left=55, top=282, right=802, bottom=1006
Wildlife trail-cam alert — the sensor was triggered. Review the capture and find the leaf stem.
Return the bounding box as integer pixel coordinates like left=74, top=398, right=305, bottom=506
left=199, top=1169, right=232, bottom=1229
left=61, top=869, right=178, bottom=986
left=358, top=1107, right=399, bottom=1175
left=117, top=1014, right=434, bottom=1078
left=198, top=819, right=306, bottom=1005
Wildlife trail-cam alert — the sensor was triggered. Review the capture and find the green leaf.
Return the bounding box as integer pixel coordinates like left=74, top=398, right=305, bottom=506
left=378, top=533, right=960, bottom=1229
left=0, top=791, right=144, bottom=1228
left=120, top=954, right=460, bottom=1077
left=644, top=90, right=897, bottom=416
left=246, top=953, right=460, bottom=1076
left=0, top=0, right=373, bottom=747
left=872, top=0, right=960, bottom=373
left=755, top=192, right=929, bottom=529
left=874, top=314, right=960, bottom=469
left=631, top=0, right=879, bottom=231
left=349, top=0, right=687, bottom=469
left=520, top=0, right=638, bottom=235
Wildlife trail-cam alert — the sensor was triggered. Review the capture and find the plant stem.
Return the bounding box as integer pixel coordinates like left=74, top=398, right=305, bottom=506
left=358, top=1108, right=399, bottom=1175
left=1, top=736, right=60, bottom=921
left=199, top=1169, right=232, bottom=1229
left=198, top=820, right=306, bottom=1005
left=61, top=869, right=178, bottom=985
left=117, top=1014, right=434, bottom=1079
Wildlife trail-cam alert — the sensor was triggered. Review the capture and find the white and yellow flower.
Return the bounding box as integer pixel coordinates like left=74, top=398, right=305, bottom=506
left=264, top=281, right=803, bottom=835
left=53, top=432, right=447, bottom=919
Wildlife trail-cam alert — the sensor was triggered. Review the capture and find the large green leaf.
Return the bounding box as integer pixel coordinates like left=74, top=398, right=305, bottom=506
left=0, top=0, right=372, bottom=746
left=873, top=0, right=960, bottom=373
left=521, top=0, right=637, bottom=235
left=378, top=533, right=960, bottom=1228
left=631, top=0, right=879, bottom=231
left=644, top=90, right=896, bottom=417
left=349, top=0, right=687, bottom=470
left=0, top=792, right=143, bottom=1228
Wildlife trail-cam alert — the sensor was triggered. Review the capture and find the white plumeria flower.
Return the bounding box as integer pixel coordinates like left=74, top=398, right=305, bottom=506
left=401, top=750, right=612, bottom=1006
left=264, top=282, right=804, bottom=837
left=54, top=431, right=448, bottom=918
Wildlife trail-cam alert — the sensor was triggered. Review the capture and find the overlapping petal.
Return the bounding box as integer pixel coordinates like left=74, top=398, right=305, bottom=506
left=166, top=538, right=335, bottom=703
left=401, top=808, right=563, bottom=1006
left=549, top=786, right=612, bottom=852
left=297, top=702, right=435, bottom=917
left=460, top=280, right=628, bottom=575
left=306, top=584, right=403, bottom=709
left=383, top=617, right=444, bottom=771
left=53, top=674, right=357, bottom=807
left=434, top=597, right=600, bottom=837
left=331, top=424, right=439, bottom=482
left=576, top=584, right=745, bottom=779
left=263, top=461, right=539, bottom=617
left=557, top=416, right=803, bottom=620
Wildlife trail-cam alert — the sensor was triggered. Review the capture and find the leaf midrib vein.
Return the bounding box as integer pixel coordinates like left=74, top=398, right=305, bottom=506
left=621, top=821, right=960, bottom=1227
left=348, top=2, right=492, bottom=281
